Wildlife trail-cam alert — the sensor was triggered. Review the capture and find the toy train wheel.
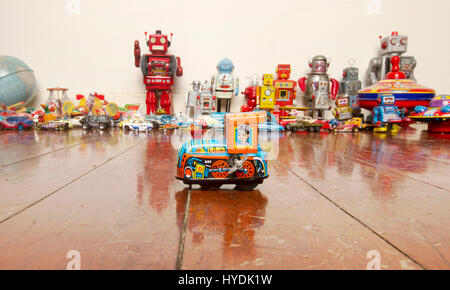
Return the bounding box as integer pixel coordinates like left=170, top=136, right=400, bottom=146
left=0, top=124, right=4, bottom=130
left=18, top=123, right=24, bottom=130
left=236, top=182, right=259, bottom=191
left=285, top=124, right=291, bottom=131
left=352, top=127, right=359, bottom=133
left=184, top=167, right=193, bottom=179
left=211, top=160, right=229, bottom=179
left=291, top=126, right=298, bottom=132
left=314, top=126, right=321, bottom=132
left=235, top=161, right=255, bottom=178
left=36, top=123, right=42, bottom=130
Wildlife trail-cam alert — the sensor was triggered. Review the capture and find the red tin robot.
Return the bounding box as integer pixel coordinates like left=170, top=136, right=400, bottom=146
left=134, top=30, right=183, bottom=115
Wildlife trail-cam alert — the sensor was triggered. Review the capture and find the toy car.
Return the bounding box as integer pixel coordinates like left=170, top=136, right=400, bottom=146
left=144, top=114, right=176, bottom=129
left=176, top=112, right=269, bottom=190
left=0, top=116, right=34, bottom=130
left=288, top=116, right=323, bottom=132
left=80, top=115, right=111, bottom=130
left=36, top=120, right=69, bottom=131
left=409, top=95, right=450, bottom=133
left=121, top=119, right=153, bottom=133
left=328, top=118, right=361, bottom=133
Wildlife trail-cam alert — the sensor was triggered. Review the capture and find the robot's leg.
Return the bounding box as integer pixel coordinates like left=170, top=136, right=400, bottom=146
left=160, top=90, right=171, bottom=114
left=217, top=99, right=222, bottom=113
left=146, top=91, right=156, bottom=115
left=226, top=99, right=231, bottom=112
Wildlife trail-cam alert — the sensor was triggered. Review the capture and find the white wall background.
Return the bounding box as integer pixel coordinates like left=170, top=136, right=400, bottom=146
left=1, top=0, right=449, bottom=114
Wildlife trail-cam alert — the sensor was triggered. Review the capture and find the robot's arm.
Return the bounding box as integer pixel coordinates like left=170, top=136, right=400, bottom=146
left=298, top=77, right=307, bottom=92
left=411, top=58, right=417, bottom=82
left=176, top=56, right=183, bottom=77
left=234, top=77, right=239, bottom=96
left=332, top=108, right=338, bottom=118
left=185, top=91, right=190, bottom=106
left=330, top=78, right=339, bottom=100
left=367, top=57, right=381, bottom=85
left=373, top=108, right=381, bottom=125
left=134, top=41, right=141, bottom=68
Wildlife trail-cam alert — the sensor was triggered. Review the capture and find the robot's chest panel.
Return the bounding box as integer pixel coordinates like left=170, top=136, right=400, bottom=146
left=383, top=106, right=396, bottom=114
left=312, top=81, right=329, bottom=93
left=187, top=91, right=199, bottom=106
left=400, top=57, right=415, bottom=72
left=217, top=74, right=233, bottom=87
left=345, top=81, right=361, bottom=93
left=149, top=57, right=170, bottom=76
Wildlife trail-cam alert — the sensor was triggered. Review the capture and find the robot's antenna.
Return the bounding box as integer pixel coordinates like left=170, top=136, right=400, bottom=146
left=348, top=58, right=356, bottom=67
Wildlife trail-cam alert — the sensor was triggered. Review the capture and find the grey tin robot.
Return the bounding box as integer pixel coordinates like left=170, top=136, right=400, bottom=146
left=366, top=31, right=416, bottom=86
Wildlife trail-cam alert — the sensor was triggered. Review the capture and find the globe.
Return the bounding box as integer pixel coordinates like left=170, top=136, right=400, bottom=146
left=0, top=56, right=37, bottom=107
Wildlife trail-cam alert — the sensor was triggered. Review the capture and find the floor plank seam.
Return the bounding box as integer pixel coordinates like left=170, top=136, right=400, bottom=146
left=176, top=188, right=191, bottom=270
left=279, top=161, right=427, bottom=270
left=0, top=137, right=149, bottom=226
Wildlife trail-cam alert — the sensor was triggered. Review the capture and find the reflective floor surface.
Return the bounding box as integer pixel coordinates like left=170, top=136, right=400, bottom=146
left=0, top=123, right=449, bottom=269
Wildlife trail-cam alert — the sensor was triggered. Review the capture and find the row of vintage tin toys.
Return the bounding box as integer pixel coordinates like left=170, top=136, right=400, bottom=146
left=135, top=29, right=447, bottom=134
left=0, top=87, right=229, bottom=133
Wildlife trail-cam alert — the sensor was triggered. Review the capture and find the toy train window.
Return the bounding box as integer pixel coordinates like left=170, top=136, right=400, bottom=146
left=225, top=112, right=266, bottom=154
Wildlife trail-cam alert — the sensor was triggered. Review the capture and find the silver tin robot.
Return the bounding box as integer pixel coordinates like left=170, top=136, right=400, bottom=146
left=340, top=63, right=362, bottom=117
left=298, top=55, right=339, bottom=119
left=211, top=58, right=239, bottom=112
left=367, top=31, right=416, bottom=86
left=185, top=80, right=202, bottom=118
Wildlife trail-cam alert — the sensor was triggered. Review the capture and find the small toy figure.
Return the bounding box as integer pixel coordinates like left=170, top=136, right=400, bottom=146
left=274, top=65, right=296, bottom=110
left=259, top=74, right=276, bottom=110
left=176, top=112, right=268, bottom=190
left=198, top=80, right=217, bottom=115
left=339, top=61, right=362, bottom=117
left=332, top=95, right=353, bottom=121
left=241, top=75, right=260, bottom=112
left=367, top=31, right=416, bottom=86
left=134, top=30, right=183, bottom=115
left=298, top=55, right=339, bottom=119
left=185, top=80, right=201, bottom=118
left=211, top=58, right=239, bottom=112
left=409, top=95, right=450, bottom=133
left=372, top=93, right=402, bottom=133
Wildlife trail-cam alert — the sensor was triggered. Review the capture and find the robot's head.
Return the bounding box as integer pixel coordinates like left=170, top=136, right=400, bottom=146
left=379, top=31, right=408, bottom=55
left=276, top=64, right=291, bottom=79
left=191, top=80, right=201, bottom=91
left=336, top=96, right=349, bottom=107
left=378, top=93, right=395, bottom=106
left=147, top=30, right=171, bottom=54
left=310, top=55, right=329, bottom=74
left=217, top=58, right=235, bottom=74
left=342, top=67, right=359, bottom=80
left=201, top=80, right=213, bottom=92
left=262, top=74, right=274, bottom=86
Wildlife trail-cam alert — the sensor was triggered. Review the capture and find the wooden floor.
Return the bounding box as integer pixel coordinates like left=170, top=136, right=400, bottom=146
left=0, top=124, right=449, bottom=269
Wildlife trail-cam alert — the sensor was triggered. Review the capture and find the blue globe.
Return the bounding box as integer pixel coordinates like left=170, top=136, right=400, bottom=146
left=0, top=56, right=37, bottom=107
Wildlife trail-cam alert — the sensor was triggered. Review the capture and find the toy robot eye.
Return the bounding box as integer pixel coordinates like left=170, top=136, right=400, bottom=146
left=390, top=38, right=398, bottom=45
left=400, top=38, right=407, bottom=45
left=150, top=37, right=156, bottom=44
left=160, top=38, right=166, bottom=44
